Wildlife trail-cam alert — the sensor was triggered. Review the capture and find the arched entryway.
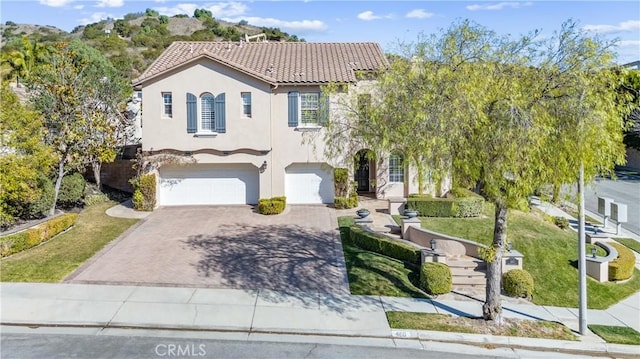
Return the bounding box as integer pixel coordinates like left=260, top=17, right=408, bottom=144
left=354, top=149, right=376, bottom=193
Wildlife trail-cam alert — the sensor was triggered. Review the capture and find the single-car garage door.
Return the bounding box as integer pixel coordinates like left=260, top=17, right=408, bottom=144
left=159, top=164, right=259, bottom=206
left=285, top=163, right=334, bottom=204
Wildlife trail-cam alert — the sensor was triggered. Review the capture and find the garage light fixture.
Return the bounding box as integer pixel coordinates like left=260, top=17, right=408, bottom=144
left=260, top=161, right=267, bottom=173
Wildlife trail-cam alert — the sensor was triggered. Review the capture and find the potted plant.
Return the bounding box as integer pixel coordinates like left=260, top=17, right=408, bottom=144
left=356, top=208, right=370, bottom=218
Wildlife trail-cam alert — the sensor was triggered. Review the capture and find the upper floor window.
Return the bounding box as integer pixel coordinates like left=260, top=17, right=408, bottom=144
left=389, top=153, right=404, bottom=183
left=300, top=93, right=320, bottom=126
left=241, top=92, right=252, bottom=118
left=162, top=92, right=172, bottom=117
left=288, top=91, right=327, bottom=128
left=187, top=92, right=226, bottom=134
left=200, top=93, right=215, bottom=132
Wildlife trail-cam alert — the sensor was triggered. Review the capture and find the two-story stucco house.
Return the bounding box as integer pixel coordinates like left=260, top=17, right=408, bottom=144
left=133, top=41, right=430, bottom=206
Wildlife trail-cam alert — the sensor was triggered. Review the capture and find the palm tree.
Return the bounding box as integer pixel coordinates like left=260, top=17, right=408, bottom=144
left=1, top=37, right=49, bottom=87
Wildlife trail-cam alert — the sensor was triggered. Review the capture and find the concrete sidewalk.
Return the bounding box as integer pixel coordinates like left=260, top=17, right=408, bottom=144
left=1, top=282, right=638, bottom=357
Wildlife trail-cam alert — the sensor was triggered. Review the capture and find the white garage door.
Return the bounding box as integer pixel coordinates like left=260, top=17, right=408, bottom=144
left=159, top=164, right=259, bottom=206
left=285, top=163, right=334, bottom=204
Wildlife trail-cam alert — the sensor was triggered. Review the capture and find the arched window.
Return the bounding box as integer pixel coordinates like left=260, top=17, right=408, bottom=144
left=200, top=93, right=215, bottom=132
left=389, top=152, right=404, bottom=183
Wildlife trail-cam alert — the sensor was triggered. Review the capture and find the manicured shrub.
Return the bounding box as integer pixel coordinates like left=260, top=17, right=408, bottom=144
left=553, top=216, right=570, bottom=230
left=420, top=262, right=452, bottom=295
left=406, top=195, right=483, bottom=218
left=346, top=225, right=420, bottom=266
left=57, top=172, right=86, bottom=207
left=25, top=173, right=55, bottom=219
left=503, top=269, right=534, bottom=299
left=609, top=242, right=635, bottom=281
left=258, top=197, right=286, bottom=215
left=408, top=193, right=432, bottom=199
left=131, top=173, right=156, bottom=211
left=0, top=213, right=78, bottom=257
left=448, top=187, right=481, bottom=198
left=334, top=193, right=359, bottom=209
left=334, top=168, right=350, bottom=197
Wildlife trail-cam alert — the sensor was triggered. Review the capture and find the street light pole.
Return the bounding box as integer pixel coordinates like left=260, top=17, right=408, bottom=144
left=578, top=161, right=587, bottom=335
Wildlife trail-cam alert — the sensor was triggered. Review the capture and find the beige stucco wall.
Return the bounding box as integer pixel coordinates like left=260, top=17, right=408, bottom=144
left=140, top=58, right=445, bottom=201
left=141, top=59, right=273, bottom=153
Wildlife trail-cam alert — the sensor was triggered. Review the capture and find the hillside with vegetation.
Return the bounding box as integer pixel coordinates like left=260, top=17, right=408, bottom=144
left=1, top=8, right=304, bottom=80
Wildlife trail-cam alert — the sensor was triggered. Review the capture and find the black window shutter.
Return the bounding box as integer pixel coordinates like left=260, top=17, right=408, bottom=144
left=288, top=91, right=299, bottom=127
left=186, top=93, right=197, bottom=133
left=215, top=93, right=226, bottom=133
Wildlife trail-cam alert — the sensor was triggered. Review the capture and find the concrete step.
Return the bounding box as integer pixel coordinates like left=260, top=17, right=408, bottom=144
left=447, top=259, right=487, bottom=270
left=450, top=267, right=487, bottom=277
left=451, top=276, right=487, bottom=285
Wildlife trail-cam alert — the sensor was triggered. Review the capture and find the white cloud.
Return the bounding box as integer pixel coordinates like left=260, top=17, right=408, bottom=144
left=405, top=9, right=434, bottom=19
left=466, top=2, right=532, bottom=11
left=39, top=0, right=73, bottom=7
left=584, top=20, right=640, bottom=34
left=223, top=16, right=327, bottom=32
left=357, top=10, right=393, bottom=21
left=357, top=11, right=380, bottom=21
left=155, top=2, right=247, bottom=18
left=79, top=12, right=114, bottom=25
left=74, top=4, right=84, bottom=9
left=95, top=0, right=123, bottom=8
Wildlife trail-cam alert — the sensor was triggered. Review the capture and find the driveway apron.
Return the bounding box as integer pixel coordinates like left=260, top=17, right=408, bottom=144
left=67, top=206, right=349, bottom=294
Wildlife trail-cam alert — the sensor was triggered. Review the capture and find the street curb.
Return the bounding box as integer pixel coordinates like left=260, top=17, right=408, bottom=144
left=3, top=322, right=639, bottom=358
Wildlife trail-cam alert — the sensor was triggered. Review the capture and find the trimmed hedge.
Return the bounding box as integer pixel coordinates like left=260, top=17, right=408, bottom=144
left=407, top=196, right=483, bottom=218
left=131, top=173, right=156, bottom=211
left=420, top=262, right=452, bottom=295
left=0, top=213, right=78, bottom=257
left=609, top=242, right=635, bottom=281
left=503, top=269, right=534, bottom=299
left=258, top=196, right=286, bottom=215
left=344, top=225, right=420, bottom=266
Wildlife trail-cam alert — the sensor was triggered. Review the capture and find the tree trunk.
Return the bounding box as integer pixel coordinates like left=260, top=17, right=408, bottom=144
left=92, top=161, right=102, bottom=191
left=552, top=182, right=561, bottom=203
left=483, top=202, right=508, bottom=320
left=50, top=160, right=65, bottom=217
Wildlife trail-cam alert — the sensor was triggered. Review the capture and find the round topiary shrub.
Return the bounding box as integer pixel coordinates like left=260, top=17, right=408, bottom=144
left=503, top=269, right=534, bottom=299
left=420, top=262, right=452, bottom=295
left=58, top=172, right=86, bottom=207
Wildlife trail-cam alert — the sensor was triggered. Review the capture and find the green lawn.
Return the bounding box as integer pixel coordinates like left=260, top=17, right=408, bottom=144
left=614, top=238, right=640, bottom=254
left=412, top=205, right=640, bottom=309
left=338, top=217, right=428, bottom=298
left=588, top=325, right=640, bottom=345
left=1, top=201, right=138, bottom=282
left=387, top=312, right=576, bottom=340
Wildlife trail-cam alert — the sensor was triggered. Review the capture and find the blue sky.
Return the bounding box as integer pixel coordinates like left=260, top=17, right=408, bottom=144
left=1, top=1, right=639, bottom=63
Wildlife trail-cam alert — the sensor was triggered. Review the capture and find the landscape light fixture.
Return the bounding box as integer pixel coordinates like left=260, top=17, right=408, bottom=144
left=430, top=239, right=436, bottom=251
left=591, top=246, right=597, bottom=258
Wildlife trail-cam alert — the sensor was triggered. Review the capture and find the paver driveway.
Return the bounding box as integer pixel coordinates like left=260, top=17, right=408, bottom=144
left=67, top=206, right=349, bottom=293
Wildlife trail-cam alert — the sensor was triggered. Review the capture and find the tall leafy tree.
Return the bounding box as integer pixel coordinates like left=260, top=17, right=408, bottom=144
left=1, top=37, right=49, bottom=87
left=27, top=41, right=132, bottom=215
left=0, top=84, right=55, bottom=227
left=323, top=20, right=630, bottom=320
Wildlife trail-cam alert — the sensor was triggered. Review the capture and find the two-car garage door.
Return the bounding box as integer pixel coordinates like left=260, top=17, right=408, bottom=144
left=159, top=164, right=259, bottom=206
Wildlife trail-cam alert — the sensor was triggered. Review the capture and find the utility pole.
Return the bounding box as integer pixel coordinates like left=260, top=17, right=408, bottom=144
left=578, top=161, right=587, bottom=335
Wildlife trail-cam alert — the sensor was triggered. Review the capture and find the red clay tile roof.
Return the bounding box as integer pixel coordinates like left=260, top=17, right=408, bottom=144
left=133, top=41, right=388, bottom=86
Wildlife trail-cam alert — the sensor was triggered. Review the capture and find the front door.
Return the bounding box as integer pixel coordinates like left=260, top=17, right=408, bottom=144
left=355, top=152, right=370, bottom=192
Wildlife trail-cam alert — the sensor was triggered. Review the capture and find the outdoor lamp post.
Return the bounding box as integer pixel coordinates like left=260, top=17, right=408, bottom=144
left=591, top=246, right=597, bottom=258
left=507, top=242, right=513, bottom=252
left=430, top=239, right=436, bottom=251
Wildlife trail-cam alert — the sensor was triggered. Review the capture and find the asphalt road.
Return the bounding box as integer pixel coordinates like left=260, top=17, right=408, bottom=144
left=584, top=171, right=640, bottom=236
left=0, top=333, right=497, bottom=359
